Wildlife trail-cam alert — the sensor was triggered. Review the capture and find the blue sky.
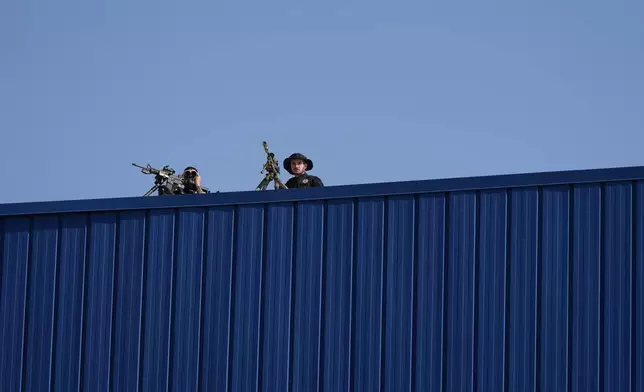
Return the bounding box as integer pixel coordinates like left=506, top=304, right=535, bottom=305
left=1, top=0, right=643, bottom=203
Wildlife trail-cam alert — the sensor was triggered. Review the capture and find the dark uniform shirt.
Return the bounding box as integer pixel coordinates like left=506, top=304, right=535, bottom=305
left=285, top=174, right=324, bottom=189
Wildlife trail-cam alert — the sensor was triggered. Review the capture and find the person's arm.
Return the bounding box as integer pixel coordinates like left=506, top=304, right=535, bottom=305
left=285, top=177, right=297, bottom=188
left=311, top=176, right=324, bottom=187
left=195, top=173, right=205, bottom=193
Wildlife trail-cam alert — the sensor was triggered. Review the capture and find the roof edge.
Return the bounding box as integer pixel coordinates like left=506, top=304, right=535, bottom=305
left=2, top=165, right=644, bottom=217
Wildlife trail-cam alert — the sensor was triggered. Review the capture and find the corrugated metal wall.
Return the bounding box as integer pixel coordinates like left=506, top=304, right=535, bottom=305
left=1, top=180, right=643, bottom=391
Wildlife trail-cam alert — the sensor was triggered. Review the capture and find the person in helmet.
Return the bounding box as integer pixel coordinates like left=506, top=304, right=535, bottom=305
left=283, top=152, right=324, bottom=189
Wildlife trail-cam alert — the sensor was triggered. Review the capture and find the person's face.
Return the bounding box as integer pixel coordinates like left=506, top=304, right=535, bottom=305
left=184, top=168, right=201, bottom=185
left=290, top=159, right=307, bottom=175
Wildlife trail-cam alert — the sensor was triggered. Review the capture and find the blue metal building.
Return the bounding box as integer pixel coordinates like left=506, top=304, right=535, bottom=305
left=0, top=166, right=642, bottom=392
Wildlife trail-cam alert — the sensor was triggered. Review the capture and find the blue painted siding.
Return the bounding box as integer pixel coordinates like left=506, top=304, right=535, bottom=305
left=231, top=205, right=264, bottom=392
left=172, top=209, right=206, bottom=392
left=539, top=186, right=570, bottom=392
left=54, top=215, right=87, bottom=391
left=508, top=188, right=539, bottom=392
left=0, top=166, right=643, bottom=392
left=414, top=194, right=445, bottom=392
left=292, top=201, right=325, bottom=392
left=384, top=196, right=415, bottom=392
left=445, top=192, right=477, bottom=392
left=572, top=185, right=602, bottom=392
left=602, top=183, right=632, bottom=392
left=322, top=199, right=354, bottom=392
left=636, top=182, right=644, bottom=392
left=477, top=190, right=507, bottom=392
left=0, top=218, right=30, bottom=392
left=261, top=203, right=294, bottom=392
left=24, top=216, right=58, bottom=392
left=141, top=210, right=174, bottom=391
left=83, top=213, right=117, bottom=392
left=112, top=211, right=146, bottom=392
left=200, top=206, right=235, bottom=391
left=353, top=197, right=385, bottom=392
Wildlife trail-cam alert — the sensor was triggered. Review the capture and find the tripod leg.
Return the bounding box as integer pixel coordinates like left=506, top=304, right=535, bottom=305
left=144, top=184, right=160, bottom=196
left=274, top=178, right=287, bottom=190
left=256, top=177, right=269, bottom=191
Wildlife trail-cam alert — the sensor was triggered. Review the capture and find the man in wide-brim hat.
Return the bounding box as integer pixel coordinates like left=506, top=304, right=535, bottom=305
left=283, top=152, right=324, bottom=188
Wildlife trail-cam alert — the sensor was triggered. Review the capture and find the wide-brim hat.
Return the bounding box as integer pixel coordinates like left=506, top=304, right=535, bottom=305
left=283, top=153, right=313, bottom=175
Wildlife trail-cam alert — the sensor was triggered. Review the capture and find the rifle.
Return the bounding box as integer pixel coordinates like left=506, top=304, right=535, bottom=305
left=256, top=141, right=288, bottom=191
left=132, top=163, right=210, bottom=196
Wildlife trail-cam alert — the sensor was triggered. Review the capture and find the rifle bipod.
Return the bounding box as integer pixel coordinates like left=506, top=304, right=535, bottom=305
left=143, top=184, right=161, bottom=196
left=256, top=174, right=288, bottom=191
